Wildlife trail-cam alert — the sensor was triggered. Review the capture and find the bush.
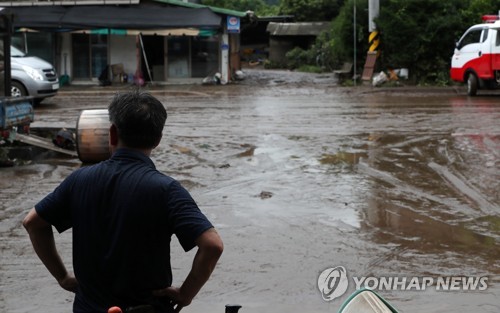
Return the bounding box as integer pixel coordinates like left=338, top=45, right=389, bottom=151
left=375, top=0, right=471, bottom=84
left=264, top=59, right=287, bottom=69
left=285, top=47, right=312, bottom=69
left=309, top=0, right=369, bottom=72
left=296, top=65, right=323, bottom=73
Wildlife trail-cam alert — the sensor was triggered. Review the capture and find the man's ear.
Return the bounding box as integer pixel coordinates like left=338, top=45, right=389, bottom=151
left=109, top=124, right=119, bottom=146
left=152, top=134, right=162, bottom=149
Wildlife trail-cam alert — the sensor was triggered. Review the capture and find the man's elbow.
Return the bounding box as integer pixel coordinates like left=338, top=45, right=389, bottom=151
left=200, top=229, right=224, bottom=258
left=211, top=238, right=224, bottom=258
left=205, top=235, right=223, bottom=259
left=22, top=208, right=47, bottom=233
left=23, top=213, right=34, bottom=232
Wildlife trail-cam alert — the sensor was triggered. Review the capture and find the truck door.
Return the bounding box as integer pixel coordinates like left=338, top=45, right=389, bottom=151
left=491, top=28, right=500, bottom=74
left=479, top=28, right=493, bottom=78
left=452, top=26, right=492, bottom=80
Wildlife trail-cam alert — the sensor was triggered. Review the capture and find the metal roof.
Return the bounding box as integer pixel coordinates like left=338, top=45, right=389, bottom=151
left=6, top=3, right=222, bottom=30
left=152, top=0, right=249, bottom=18
left=267, top=22, right=331, bottom=36
left=0, top=0, right=249, bottom=19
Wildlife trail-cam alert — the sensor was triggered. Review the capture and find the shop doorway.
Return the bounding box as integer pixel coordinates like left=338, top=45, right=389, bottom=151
left=167, top=36, right=190, bottom=78
left=140, top=35, right=165, bottom=82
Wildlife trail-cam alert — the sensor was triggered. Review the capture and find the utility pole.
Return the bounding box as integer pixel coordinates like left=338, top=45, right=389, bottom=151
left=362, top=0, right=380, bottom=82
left=353, top=0, right=356, bottom=85
left=368, top=0, right=380, bottom=52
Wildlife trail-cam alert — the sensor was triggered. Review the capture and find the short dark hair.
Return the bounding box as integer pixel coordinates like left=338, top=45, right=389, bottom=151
left=108, top=90, right=167, bottom=149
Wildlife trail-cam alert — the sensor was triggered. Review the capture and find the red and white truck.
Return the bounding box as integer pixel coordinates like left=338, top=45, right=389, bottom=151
left=451, top=15, right=500, bottom=96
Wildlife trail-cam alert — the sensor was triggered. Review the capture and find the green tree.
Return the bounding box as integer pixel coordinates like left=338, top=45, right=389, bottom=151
left=248, top=0, right=500, bottom=83
left=329, top=0, right=368, bottom=69
left=375, top=0, right=471, bottom=83
left=460, top=0, right=500, bottom=28
left=278, top=0, right=345, bottom=21
left=270, top=0, right=367, bottom=72
left=303, top=0, right=368, bottom=71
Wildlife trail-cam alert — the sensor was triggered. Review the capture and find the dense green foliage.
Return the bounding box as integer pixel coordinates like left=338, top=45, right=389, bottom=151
left=325, top=0, right=369, bottom=70
left=206, top=0, right=500, bottom=83
left=373, top=0, right=500, bottom=83
left=201, top=0, right=343, bottom=19
left=278, top=0, right=345, bottom=21
left=286, top=0, right=500, bottom=83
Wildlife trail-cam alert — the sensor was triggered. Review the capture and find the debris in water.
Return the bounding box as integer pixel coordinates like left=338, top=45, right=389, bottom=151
left=171, top=144, right=191, bottom=154
left=237, top=144, right=256, bottom=157
left=258, top=191, right=273, bottom=199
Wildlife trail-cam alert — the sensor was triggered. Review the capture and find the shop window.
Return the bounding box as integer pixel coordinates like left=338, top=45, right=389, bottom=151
left=168, top=36, right=190, bottom=78
left=191, top=36, right=219, bottom=78
left=72, top=33, right=108, bottom=80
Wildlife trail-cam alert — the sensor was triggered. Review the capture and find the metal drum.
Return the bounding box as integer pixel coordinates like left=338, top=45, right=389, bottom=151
left=76, top=109, right=110, bottom=163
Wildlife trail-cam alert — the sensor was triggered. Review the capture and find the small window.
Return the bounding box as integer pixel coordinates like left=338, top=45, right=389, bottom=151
left=458, top=28, right=483, bottom=49
left=481, top=29, right=489, bottom=42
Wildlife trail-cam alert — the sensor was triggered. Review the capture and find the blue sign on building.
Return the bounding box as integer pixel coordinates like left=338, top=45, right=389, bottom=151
left=227, top=16, right=240, bottom=33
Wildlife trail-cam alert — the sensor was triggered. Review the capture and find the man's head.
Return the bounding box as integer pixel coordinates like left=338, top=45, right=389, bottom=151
left=108, top=90, right=167, bottom=150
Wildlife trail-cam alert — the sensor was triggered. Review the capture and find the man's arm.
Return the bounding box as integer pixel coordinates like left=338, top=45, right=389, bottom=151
left=23, top=207, right=78, bottom=292
left=154, top=228, right=223, bottom=312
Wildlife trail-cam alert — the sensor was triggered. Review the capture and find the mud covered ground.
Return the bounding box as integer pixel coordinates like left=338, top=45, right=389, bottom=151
left=0, top=69, right=499, bottom=313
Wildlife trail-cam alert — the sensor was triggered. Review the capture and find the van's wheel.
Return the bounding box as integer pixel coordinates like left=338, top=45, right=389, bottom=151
left=11, top=81, right=27, bottom=97
left=467, top=74, right=478, bottom=96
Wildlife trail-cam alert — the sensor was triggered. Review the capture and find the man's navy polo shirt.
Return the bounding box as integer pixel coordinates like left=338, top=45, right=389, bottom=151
left=35, top=148, right=213, bottom=313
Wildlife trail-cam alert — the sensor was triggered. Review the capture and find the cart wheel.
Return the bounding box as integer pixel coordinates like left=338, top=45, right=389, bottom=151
left=467, top=74, right=478, bottom=96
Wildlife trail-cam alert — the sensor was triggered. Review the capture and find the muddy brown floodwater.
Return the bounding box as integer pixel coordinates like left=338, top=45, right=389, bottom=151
left=1, top=69, right=499, bottom=313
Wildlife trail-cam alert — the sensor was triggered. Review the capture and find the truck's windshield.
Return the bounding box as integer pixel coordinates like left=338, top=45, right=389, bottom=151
left=457, top=28, right=484, bottom=49
left=10, top=45, right=25, bottom=57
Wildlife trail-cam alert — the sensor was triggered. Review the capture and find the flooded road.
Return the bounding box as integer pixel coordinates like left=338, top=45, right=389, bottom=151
left=1, top=69, right=499, bottom=313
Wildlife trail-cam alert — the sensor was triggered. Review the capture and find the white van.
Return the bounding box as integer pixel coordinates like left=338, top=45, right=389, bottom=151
left=10, top=45, right=59, bottom=104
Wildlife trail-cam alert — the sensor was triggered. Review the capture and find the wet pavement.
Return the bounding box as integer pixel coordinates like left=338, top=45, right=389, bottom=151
left=0, top=69, right=499, bottom=313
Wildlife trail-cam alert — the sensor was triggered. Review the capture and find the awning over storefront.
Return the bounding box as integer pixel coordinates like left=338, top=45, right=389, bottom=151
left=68, top=28, right=218, bottom=36
left=6, top=3, right=222, bottom=31
left=73, top=28, right=201, bottom=36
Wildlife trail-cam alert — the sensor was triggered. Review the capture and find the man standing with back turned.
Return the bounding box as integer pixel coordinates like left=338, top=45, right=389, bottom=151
left=23, top=90, right=223, bottom=313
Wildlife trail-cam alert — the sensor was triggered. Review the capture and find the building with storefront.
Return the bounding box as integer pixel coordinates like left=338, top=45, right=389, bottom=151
left=3, top=0, right=253, bottom=84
